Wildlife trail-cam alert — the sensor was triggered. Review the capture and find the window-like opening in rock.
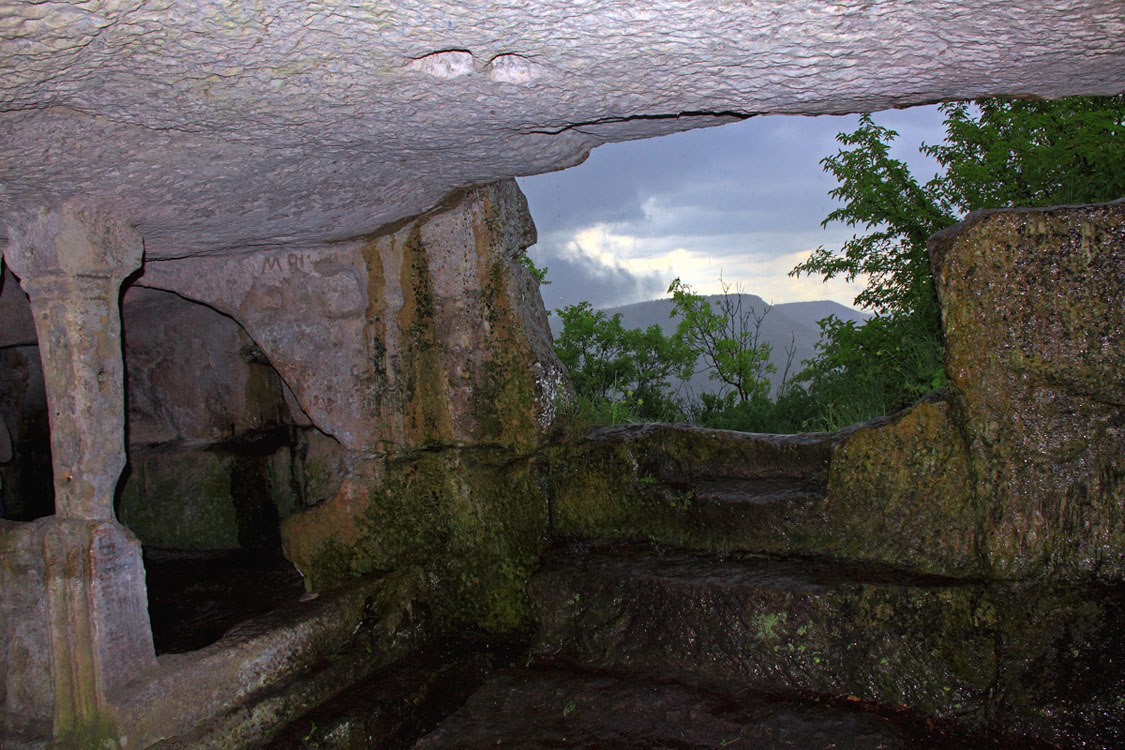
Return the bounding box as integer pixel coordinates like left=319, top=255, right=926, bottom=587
left=519, top=107, right=952, bottom=433
left=116, top=286, right=345, bottom=653
left=519, top=99, right=1124, bottom=433
left=521, top=111, right=941, bottom=317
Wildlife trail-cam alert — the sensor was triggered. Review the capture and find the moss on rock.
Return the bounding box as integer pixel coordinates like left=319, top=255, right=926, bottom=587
left=282, top=447, right=548, bottom=634
left=541, top=419, right=986, bottom=577
left=822, top=397, right=984, bottom=577
left=531, top=542, right=1124, bottom=745
left=118, top=450, right=240, bottom=549
left=396, top=225, right=457, bottom=448
left=931, top=201, right=1125, bottom=580
left=542, top=423, right=833, bottom=550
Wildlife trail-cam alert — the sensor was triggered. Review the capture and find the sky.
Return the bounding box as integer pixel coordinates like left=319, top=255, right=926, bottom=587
left=518, top=105, right=948, bottom=313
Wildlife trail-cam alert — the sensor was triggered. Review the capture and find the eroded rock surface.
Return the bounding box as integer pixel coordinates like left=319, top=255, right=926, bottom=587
left=139, top=180, right=563, bottom=454
left=825, top=397, right=981, bottom=577
left=121, top=288, right=294, bottom=449
left=2, top=180, right=562, bottom=636
left=116, top=287, right=316, bottom=552
left=416, top=668, right=1029, bottom=750
left=529, top=541, right=1124, bottom=746
left=931, top=200, right=1125, bottom=579
left=248, top=181, right=562, bottom=632
left=0, top=5, right=1120, bottom=747
left=1, top=1, right=1123, bottom=259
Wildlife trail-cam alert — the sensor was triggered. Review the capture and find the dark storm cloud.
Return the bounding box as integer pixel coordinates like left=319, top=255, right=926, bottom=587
left=518, top=105, right=948, bottom=309
left=528, top=243, right=667, bottom=312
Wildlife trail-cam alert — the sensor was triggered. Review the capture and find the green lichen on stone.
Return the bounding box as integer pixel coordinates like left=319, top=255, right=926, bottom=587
left=821, top=397, right=985, bottom=577
left=264, top=446, right=299, bottom=518
left=396, top=226, right=455, bottom=447
left=280, top=183, right=555, bottom=634
left=542, top=424, right=835, bottom=555
left=298, top=531, right=364, bottom=589
left=930, top=202, right=1125, bottom=580
left=358, top=233, right=390, bottom=416
left=533, top=542, right=1123, bottom=744
left=117, top=450, right=239, bottom=549
left=296, top=447, right=548, bottom=634
left=751, top=611, right=787, bottom=641
left=541, top=439, right=651, bottom=541
left=50, top=712, right=124, bottom=750
left=984, top=581, right=1125, bottom=743
left=298, top=453, right=333, bottom=508
left=467, top=205, right=541, bottom=451
left=118, top=441, right=302, bottom=551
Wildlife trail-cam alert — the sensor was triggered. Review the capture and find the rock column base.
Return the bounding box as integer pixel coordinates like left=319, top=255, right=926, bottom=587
left=43, top=518, right=155, bottom=746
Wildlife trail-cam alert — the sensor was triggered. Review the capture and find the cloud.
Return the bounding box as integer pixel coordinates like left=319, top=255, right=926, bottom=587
left=528, top=241, right=668, bottom=312
left=519, top=105, right=947, bottom=310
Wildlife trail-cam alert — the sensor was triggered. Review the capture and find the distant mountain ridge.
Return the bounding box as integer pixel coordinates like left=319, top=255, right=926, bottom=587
left=548, top=295, right=870, bottom=396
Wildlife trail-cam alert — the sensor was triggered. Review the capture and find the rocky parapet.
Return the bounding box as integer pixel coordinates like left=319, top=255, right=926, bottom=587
left=820, top=200, right=1124, bottom=582
left=930, top=200, right=1125, bottom=580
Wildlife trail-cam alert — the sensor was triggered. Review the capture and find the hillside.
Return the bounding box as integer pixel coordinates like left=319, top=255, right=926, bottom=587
left=548, top=295, right=870, bottom=396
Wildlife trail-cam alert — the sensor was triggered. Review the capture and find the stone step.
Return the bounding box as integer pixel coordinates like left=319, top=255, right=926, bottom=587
left=414, top=667, right=1044, bottom=749
left=528, top=541, right=1124, bottom=747
left=547, top=424, right=839, bottom=556
left=630, top=474, right=831, bottom=553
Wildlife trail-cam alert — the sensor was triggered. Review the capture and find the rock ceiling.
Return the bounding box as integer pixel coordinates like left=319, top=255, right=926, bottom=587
left=1, top=0, right=1123, bottom=260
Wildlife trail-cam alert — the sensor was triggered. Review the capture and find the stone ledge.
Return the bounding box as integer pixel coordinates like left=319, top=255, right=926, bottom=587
left=113, top=572, right=422, bottom=749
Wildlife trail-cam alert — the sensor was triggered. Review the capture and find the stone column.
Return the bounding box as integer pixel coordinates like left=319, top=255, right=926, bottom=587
left=4, top=201, right=156, bottom=745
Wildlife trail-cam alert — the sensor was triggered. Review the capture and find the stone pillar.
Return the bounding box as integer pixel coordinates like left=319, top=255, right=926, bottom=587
left=5, top=203, right=141, bottom=520
left=4, top=201, right=156, bottom=745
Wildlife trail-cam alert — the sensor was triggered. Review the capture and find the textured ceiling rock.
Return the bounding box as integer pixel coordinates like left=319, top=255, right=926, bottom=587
left=1, top=1, right=1123, bottom=259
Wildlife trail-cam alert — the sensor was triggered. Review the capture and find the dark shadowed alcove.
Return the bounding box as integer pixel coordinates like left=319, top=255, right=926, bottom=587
left=114, top=286, right=344, bottom=653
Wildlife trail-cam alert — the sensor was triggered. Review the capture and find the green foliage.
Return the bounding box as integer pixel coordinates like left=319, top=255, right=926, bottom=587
left=517, top=253, right=550, bottom=284
left=792, top=114, right=954, bottom=318
left=550, top=95, right=1123, bottom=435
left=553, top=301, right=693, bottom=422
left=787, top=95, right=1125, bottom=430
left=517, top=254, right=553, bottom=285
left=925, top=97, right=1125, bottom=211
left=668, top=277, right=775, bottom=404
left=795, top=313, right=947, bottom=431
left=684, top=388, right=817, bottom=434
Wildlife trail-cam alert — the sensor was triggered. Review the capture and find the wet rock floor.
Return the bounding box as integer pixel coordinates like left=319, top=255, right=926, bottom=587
left=263, top=640, right=522, bottom=750
left=143, top=547, right=306, bottom=653
left=414, top=667, right=1054, bottom=750
left=137, top=543, right=1111, bottom=748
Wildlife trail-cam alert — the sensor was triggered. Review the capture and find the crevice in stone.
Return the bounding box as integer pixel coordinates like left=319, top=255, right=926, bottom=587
left=525, top=110, right=755, bottom=135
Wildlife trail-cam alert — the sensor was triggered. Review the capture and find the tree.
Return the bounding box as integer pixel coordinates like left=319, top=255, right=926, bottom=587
left=668, top=277, right=775, bottom=405
left=621, top=324, right=695, bottom=404
left=553, top=301, right=693, bottom=421
left=554, top=302, right=631, bottom=403
left=790, top=95, right=1125, bottom=429
left=791, top=114, right=954, bottom=319
left=925, top=98, right=1125, bottom=211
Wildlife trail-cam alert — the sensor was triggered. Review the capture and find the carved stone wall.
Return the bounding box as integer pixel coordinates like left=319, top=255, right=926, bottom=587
left=825, top=200, right=1125, bottom=581
left=931, top=200, right=1125, bottom=580
left=139, top=180, right=565, bottom=456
